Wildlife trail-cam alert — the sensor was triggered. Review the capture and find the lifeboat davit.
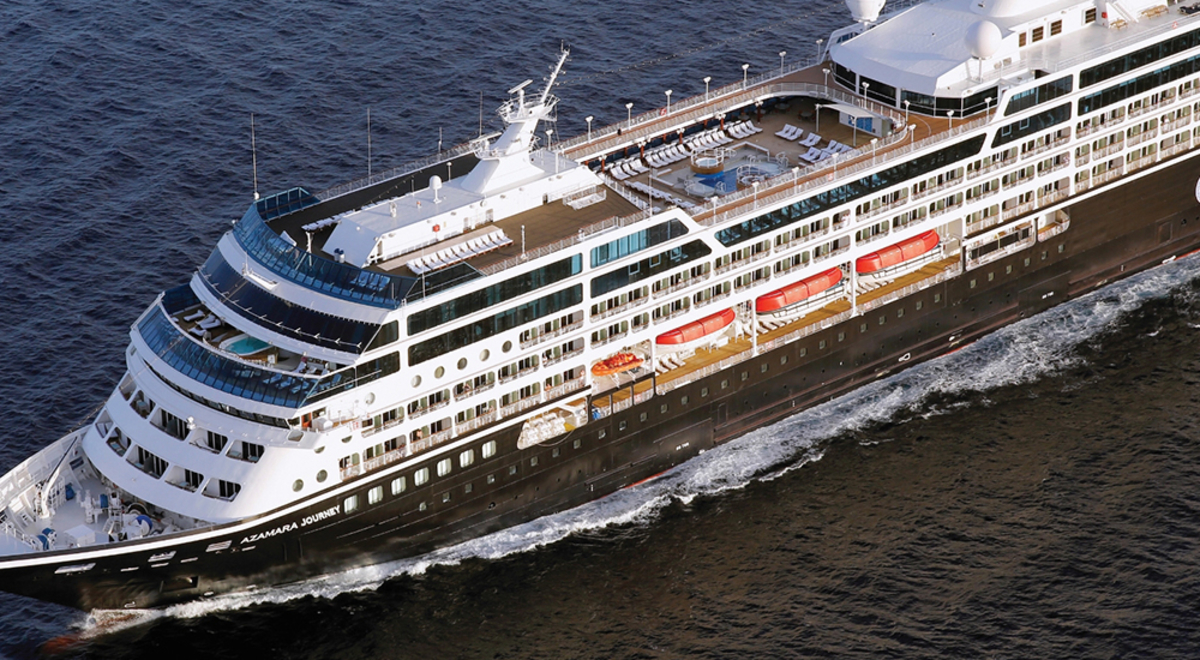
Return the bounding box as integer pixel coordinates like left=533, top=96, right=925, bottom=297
left=855, top=230, right=940, bottom=274
left=591, top=353, right=644, bottom=377
left=656, top=308, right=736, bottom=346
left=755, top=267, right=843, bottom=314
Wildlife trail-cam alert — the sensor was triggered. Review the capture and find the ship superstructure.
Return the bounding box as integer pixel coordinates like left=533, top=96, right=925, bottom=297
left=3, top=0, right=1200, bottom=610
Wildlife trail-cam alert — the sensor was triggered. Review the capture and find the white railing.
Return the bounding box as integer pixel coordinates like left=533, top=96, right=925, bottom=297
left=318, top=142, right=476, bottom=203
left=521, top=320, right=583, bottom=349
left=477, top=210, right=652, bottom=276
left=858, top=262, right=961, bottom=314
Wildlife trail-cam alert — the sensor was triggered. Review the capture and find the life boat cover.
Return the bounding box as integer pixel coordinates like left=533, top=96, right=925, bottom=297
left=755, top=267, right=843, bottom=313
left=655, top=308, right=736, bottom=345
left=855, top=230, right=940, bottom=273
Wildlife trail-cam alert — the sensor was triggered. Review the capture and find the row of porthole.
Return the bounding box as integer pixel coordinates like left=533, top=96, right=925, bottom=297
left=410, top=341, right=517, bottom=388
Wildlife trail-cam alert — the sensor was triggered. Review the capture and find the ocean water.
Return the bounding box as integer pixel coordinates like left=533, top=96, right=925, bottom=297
left=3, top=0, right=1200, bottom=657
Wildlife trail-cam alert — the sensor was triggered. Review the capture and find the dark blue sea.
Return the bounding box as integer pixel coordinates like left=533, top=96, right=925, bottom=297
left=3, top=0, right=1200, bottom=657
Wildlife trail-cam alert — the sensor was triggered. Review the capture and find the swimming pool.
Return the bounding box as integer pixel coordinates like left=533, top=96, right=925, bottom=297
left=222, top=334, right=271, bottom=356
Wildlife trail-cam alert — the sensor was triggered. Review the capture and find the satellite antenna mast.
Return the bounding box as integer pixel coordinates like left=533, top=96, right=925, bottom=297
left=251, top=113, right=260, bottom=201
left=367, top=107, right=373, bottom=178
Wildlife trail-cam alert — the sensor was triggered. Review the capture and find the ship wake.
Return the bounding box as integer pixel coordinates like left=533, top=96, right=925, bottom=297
left=75, top=254, right=1200, bottom=634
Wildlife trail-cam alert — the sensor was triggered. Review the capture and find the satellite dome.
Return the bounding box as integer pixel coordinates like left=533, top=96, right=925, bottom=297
left=845, top=0, right=886, bottom=23
left=965, top=20, right=1003, bottom=60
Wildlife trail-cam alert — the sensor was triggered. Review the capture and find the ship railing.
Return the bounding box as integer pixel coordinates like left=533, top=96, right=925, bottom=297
left=317, top=142, right=477, bottom=204
left=654, top=272, right=711, bottom=299
left=545, top=378, right=587, bottom=401
left=477, top=209, right=653, bottom=276
left=715, top=249, right=772, bottom=275
left=653, top=305, right=694, bottom=325
left=521, top=320, right=584, bottom=350
left=966, top=213, right=1007, bottom=237
left=814, top=244, right=852, bottom=264
left=968, top=157, right=1017, bottom=180
left=456, top=411, right=499, bottom=436
left=593, top=296, right=650, bottom=321
left=1002, top=200, right=1038, bottom=221
left=1160, top=117, right=1191, bottom=134
left=1039, top=213, right=1071, bottom=241
left=1126, top=129, right=1159, bottom=148
left=911, top=176, right=965, bottom=202
left=1162, top=138, right=1193, bottom=158
left=499, top=367, right=539, bottom=385
left=1093, top=167, right=1125, bottom=187
left=967, top=232, right=1035, bottom=270
left=1126, top=152, right=1157, bottom=172
left=696, top=114, right=989, bottom=230
left=1056, top=12, right=1200, bottom=71
left=559, top=61, right=845, bottom=157
left=592, top=329, right=631, bottom=347
left=857, top=196, right=909, bottom=221
left=361, top=415, right=405, bottom=438
left=543, top=347, right=585, bottom=367
left=454, top=380, right=496, bottom=401
left=857, top=261, right=962, bottom=314
left=854, top=229, right=894, bottom=248
left=693, top=289, right=734, bottom=310
left=501, top=396, right=544, bottom=419
left=408, top=398, right=450, bottom=420
left=1093, top=140, right=1125, bottom=158
left=1021, top=136, right=1070, bottom=160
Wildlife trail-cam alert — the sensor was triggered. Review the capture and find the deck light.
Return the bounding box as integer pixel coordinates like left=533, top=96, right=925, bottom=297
left=704, top=76, right=712, bottom=101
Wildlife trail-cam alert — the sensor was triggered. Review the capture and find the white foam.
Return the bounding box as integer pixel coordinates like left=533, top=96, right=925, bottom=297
left=77, top=253, right=1200, bottom=631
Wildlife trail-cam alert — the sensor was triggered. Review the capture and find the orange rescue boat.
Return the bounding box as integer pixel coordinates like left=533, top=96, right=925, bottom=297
left=755, top=267, right=843, bottom=314
left=855, top=230, right=940, bottom=274
left=591, top=352, right=644, bottom=376
left=655, top=308, right=737, bottom=345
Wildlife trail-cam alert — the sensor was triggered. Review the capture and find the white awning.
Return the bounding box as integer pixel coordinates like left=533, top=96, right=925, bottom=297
left=820, top=101, right=878, bottom=120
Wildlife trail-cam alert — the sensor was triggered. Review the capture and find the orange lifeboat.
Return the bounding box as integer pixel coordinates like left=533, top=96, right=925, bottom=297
left=755, top=268, right=843, bottom=314
left=591, top=353, right=644, bottom=376
left=655, top=308, right=737, bottom=345
left=855, top=230, right=940, bottom=274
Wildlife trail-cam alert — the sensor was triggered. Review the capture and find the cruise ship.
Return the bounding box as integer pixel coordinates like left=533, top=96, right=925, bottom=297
left=4, top=0, right=1200, bottom=611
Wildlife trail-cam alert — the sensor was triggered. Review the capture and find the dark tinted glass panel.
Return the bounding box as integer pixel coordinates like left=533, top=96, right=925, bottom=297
left=408, top=285, right=583, bottom=365
left=590, top=220, right=687, bottom=267
left=1079, top=52, right=1200, bottom=115
left=1004, top=77, right=1072, bottom=115
left=992, top=103, right=1071, bottom=147
left=1081, top=27, right=1200, bottom=88
left=137, top=305, right=319, bottom=408
left=144, top=363, right=290, bottom=428
left=232, top=204, right=417, bottom=308
left=591, top=240, right=713, bottom=297
left=407, top=255, right=582, bottom=335
left=715, top=135, right=986, bottom=246
left=198, top=250, right=382, bottom=353
left=305, top=353, right=401, bottom=404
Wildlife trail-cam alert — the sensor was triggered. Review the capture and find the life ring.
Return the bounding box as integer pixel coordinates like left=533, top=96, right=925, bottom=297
left=432, top=224, right=441, bottom=232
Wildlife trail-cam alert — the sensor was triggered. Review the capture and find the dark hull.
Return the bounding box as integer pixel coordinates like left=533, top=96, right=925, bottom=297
left=4, top=151, right=1200, bottom=612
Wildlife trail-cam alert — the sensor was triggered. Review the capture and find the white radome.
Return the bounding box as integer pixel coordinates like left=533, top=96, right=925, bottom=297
left=965, top=20, right=1003, bottom=60
left=845, top=0, right=887, bottom=23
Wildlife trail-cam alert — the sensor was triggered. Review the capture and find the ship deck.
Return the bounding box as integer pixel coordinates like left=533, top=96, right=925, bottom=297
left=261, top=63, right=968, bottom=283
left=590, top=253, right=961, bottom=411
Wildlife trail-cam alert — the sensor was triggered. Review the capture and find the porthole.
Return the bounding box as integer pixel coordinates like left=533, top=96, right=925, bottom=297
left=457, top=358, right=468, bottom=370
left=364, top=392, right=376, bottom=405
left=292, top=479, right=304, bottom=492
left=435, top=366, right=445, bottom=378
left=341, top=436, right=352, bottom=444
left=316, top=470, right=328, bottom=483
left=315, top=445, right=325, bottom=453
left=411, top=375, right=422, bottom=388
left=480, top=349, right=490, bottom=361
left=503, top=341, right=513, bottom=353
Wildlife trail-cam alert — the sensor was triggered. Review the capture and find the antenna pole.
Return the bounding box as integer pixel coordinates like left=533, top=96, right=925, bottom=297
left=367, top=107, right=373, bottom=178
left=250, top=114, right=260, bottom=201
left=479, top=91, right=484, bottom=137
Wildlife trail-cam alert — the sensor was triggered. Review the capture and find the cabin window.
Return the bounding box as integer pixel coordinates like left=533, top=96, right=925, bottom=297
left=442, top=492, right=451, bottom=503
left=415, top=467, right=429, bottom=486
left=344, top=495, right=359, bottom=514
left=482, top=440, right=497, bottom=458
left=465, top=483, right=474, bottom=494
left=1084, top=8, right=1096, bottom=23
left=574, top=439, right=582, bottom=449
left=639, top=412, right=648, bottom=422
left=619, top=421, right=628, bottom=431
left=660, top=404, right=669, bottom=414
left=530, top=456, right=539, bottom=467
left=419, top=502, right=427, bottom=511
left=292, top=479, right=303, bottom=492
left=392, top=477, right=407, bottom=495
left=369, top=486, right=383, bottom=505
left=437, top=459, right=452, bottom=477
left=487, top=474, right=496, bottom=484
left=460, top=450, right=475, bottom=468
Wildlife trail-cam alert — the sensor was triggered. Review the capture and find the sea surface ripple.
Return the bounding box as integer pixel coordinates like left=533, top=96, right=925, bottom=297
left=2, top=0, right=1200, bottom=657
